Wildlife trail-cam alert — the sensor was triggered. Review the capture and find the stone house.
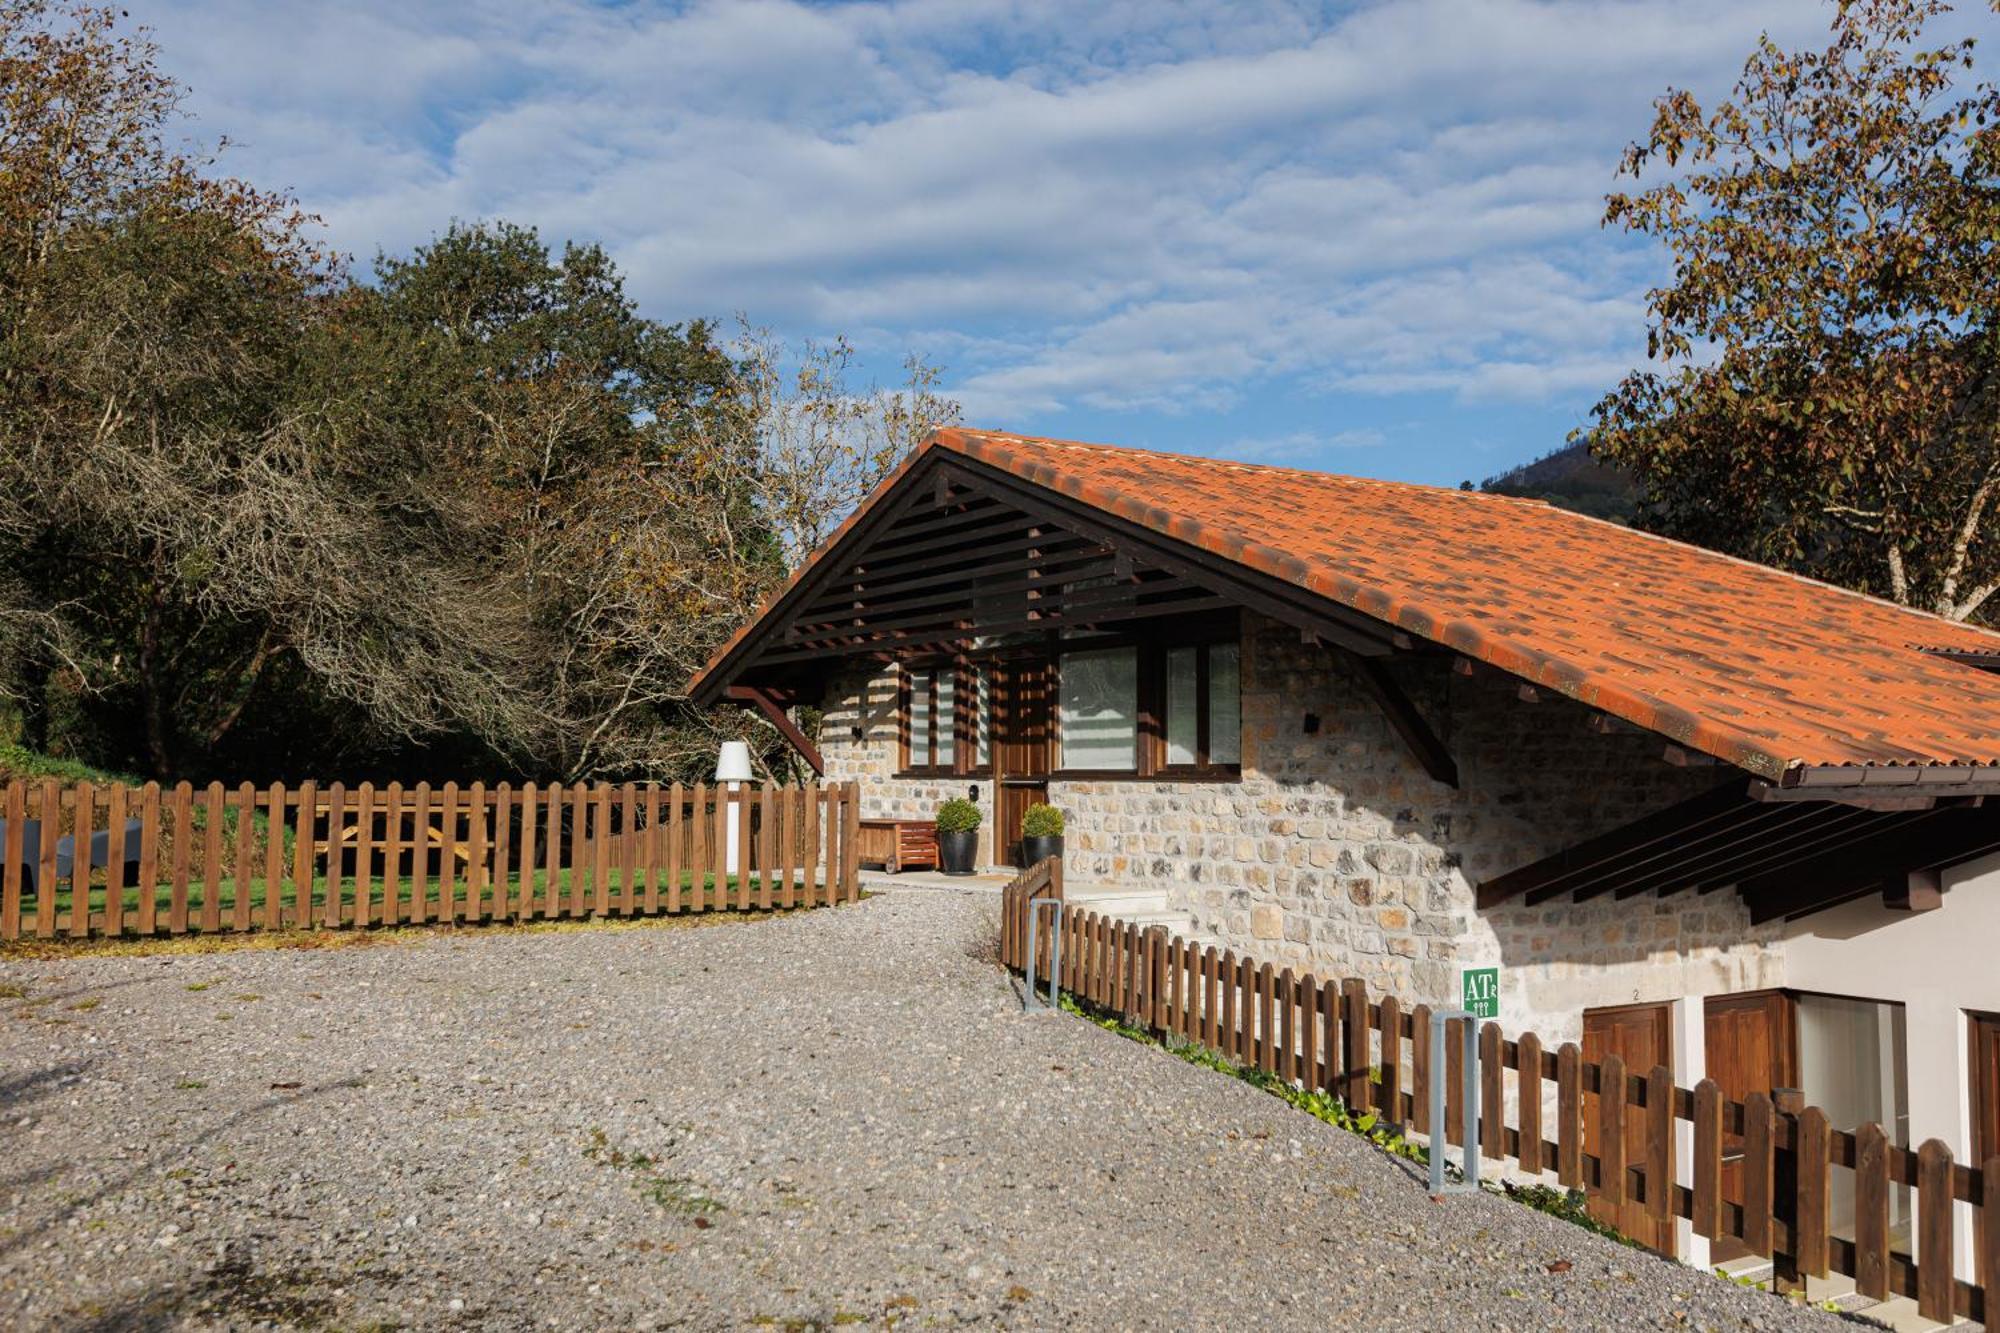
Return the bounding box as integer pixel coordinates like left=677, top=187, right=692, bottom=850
left=691, top=427, right=2000, bottom=1267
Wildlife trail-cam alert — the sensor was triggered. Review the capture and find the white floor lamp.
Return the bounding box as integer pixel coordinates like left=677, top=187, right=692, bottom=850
left=716, top=741, right=753, bottom=875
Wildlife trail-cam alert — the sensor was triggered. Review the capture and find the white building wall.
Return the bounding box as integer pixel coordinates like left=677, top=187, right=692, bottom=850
left=1774, top=847, right=2000, bottom=1271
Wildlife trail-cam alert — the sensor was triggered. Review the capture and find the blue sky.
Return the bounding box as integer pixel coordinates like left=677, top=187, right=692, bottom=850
left=144, top=0, right=1999, bottom=487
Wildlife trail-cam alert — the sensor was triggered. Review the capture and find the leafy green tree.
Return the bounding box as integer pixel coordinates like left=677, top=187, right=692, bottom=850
left=0, top=3, right=960, bottom=782
left=1589, top=0, right=2000, bottom=622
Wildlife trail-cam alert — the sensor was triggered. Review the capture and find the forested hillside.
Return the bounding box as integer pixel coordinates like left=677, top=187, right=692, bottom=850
left=1479, top=442, right=1641, bottom=523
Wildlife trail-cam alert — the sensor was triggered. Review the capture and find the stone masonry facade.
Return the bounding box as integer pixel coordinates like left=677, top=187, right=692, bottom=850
left=815, top=611, right=1787, bottom=1046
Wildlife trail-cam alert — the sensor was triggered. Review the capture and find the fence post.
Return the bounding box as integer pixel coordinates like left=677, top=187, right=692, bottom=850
left=136, top=781, right=159, bottom=937
left=1646, top=1065, right=1675, bottom=1253
left=1855, top=1121, right=1891, bottom=1300
left=289, top=781, right=314, bottom=928
left=1744, top=1090, right=1774, bottom=1259
left=1599, top=1053, right=1628, bottom=1213
left=1772, top=1087, right=1803, bottom=1295
left=1917, top=1139, right=1955, bottom=1322
left=168, top=781, right=193, bottom=936
left=1342, top=978, right=1369, bottom=1112
left=103, top=784, right=126, bottom=937
left=1517, top=1030, right=1542, bottom=1176
left=841, top=782, right=861, bottom=902
left=1693, top=1079, right=1723, bottom=1241
left=1378, top=996, right=1401, bottom=1128
left=71, top=780, right=94, bottom=937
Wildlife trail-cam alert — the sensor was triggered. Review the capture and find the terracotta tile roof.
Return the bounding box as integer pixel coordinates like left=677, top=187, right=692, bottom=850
left=694, top=427, right=2000, bottom=783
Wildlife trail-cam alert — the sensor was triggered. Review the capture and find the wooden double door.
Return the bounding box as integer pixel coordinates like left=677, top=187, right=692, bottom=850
left=988, top=656, right=1052, bottom=868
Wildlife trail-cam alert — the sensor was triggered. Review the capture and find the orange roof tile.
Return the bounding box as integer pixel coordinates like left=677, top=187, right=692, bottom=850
left=693, top=428, right=2000, bottom=783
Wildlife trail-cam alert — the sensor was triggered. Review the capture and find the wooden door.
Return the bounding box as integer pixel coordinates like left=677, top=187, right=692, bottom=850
left=1703, top=991, right=1797, bottom=1262
left=1974, top=1014, right=2000, bottom=1166
left=992, top=657, right=1052, bottom=868
left=1583, top=1002, right=1676, bottom=1256
left=1973, top=1014, right=2000, bottom=1270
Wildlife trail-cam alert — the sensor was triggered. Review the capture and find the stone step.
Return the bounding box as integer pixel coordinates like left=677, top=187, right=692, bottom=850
left=1061, top=884, right=1171, bottom=913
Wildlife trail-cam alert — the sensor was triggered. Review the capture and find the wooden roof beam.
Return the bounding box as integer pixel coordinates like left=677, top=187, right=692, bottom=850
left=726, top=686, right=824, bottom=776
left=1350, top=655, right=1457, bottom=789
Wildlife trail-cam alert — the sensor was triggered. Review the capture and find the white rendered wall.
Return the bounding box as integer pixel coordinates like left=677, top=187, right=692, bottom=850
left=1775, top=847, right=2000, bottom=1273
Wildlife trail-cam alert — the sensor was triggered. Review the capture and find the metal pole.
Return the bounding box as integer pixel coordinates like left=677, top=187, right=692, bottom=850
left=1023, top=897, right=1064, bottom=1012
left=1462, top=1014, right=1480, bottom=1190
left=1429, top=1016, right=1449, bottom=1196
left=1428, top=1007, right=1479, bottom=1195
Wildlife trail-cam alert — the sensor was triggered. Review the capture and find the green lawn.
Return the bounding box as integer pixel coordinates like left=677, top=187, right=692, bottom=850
left=15, top=867, right=827, bottom=931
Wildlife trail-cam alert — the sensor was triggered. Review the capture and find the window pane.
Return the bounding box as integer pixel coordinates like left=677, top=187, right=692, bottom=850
left=973, top=667, right=990, bottom=766
left=1059, top=647, right=1137, bottom=771
left=908, top=671, right=931, bottom=766
left=1208, top=642, right=1241, bottom=765
left=1165, top=646, right=1198, bottom=765
left=936, top=671, right=956, bottom=765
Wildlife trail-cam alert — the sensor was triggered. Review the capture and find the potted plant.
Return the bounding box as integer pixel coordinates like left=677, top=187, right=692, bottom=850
left=1020, top=803, right=1065, bottom=868
left=935, top=797, right=982, bottom=876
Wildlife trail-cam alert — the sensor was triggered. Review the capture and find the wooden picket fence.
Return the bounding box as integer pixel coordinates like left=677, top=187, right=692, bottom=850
left=1001, top=863, right=1998, bottom=1324
left=0, top=779, right=861, bottom=941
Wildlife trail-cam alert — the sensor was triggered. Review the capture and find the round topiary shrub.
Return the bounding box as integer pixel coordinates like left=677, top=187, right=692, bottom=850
left=935, top=796, right=982, bottom=833
left=1021, top=803, right=1064, bottom=838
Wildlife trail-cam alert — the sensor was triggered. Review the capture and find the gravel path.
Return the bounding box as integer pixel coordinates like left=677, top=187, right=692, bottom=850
left=0, top=890, right=1845, bottom=1331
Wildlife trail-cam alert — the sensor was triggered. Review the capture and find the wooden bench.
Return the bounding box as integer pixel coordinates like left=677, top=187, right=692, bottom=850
left=856, top=819, right=939, bottom=873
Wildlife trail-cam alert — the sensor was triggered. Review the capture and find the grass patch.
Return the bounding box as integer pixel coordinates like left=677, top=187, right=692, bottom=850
left=0, top=743, right=142, bottom=787
left=3, top=898, right=808, bottom=960
left=22, top=867, right=770, bottom=925
left=1057, top=991, right=1428, bottom=1164
left=584, top=1128, right=723, bottom=1219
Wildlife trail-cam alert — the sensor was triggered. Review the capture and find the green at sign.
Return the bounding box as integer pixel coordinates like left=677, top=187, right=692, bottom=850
left=1461, top=967, right=1500, bottom=1020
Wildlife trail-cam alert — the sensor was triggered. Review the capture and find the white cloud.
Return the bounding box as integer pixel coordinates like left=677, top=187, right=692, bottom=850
left=141, top=0, right=1986, bottom=445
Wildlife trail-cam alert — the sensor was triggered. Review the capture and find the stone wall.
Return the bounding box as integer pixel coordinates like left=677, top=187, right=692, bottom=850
left=814, top=612, right=1787, bottom=1046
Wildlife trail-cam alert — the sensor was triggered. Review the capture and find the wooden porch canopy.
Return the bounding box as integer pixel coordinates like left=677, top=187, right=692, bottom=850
left=698, top=444, right=1485, bottom=769
left=690, top=444, right=1471, bottom=786
left=693, top=450, right=1400, bottom=699
left=1477, top=781, right=2000, bottom=923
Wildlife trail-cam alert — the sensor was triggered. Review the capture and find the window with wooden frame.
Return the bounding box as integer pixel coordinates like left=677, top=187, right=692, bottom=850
left=1159, top=640, right=1240, bottom=774
left=898, top=659, right=991, bottom=777
left=1054, top=620, right=1241, bottom=779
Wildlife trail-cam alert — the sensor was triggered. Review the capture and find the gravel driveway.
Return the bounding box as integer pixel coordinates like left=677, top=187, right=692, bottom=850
left=1, top=889, right=1843, bottom=1331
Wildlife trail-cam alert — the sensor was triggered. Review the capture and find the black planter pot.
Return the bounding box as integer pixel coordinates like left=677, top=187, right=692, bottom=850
left=938, top=828, right=979, bottom=876
left=1020, top=834, right=1064, bottom=868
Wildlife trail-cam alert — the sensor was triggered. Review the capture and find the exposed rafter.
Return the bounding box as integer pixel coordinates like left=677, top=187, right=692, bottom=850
left=1349, top=655, right=1457, bottom=788
left=1478, top=779, right=2000, bottom=924
left=726, top=685, right=824, bottom=776
left=690, top=450, right=1404, bottom=703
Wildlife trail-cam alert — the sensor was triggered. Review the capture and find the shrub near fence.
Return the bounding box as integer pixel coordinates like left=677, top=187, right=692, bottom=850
left=0, top=779, right=861, bottom=941
left=1000, top=862, right=2000, bottom=1325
